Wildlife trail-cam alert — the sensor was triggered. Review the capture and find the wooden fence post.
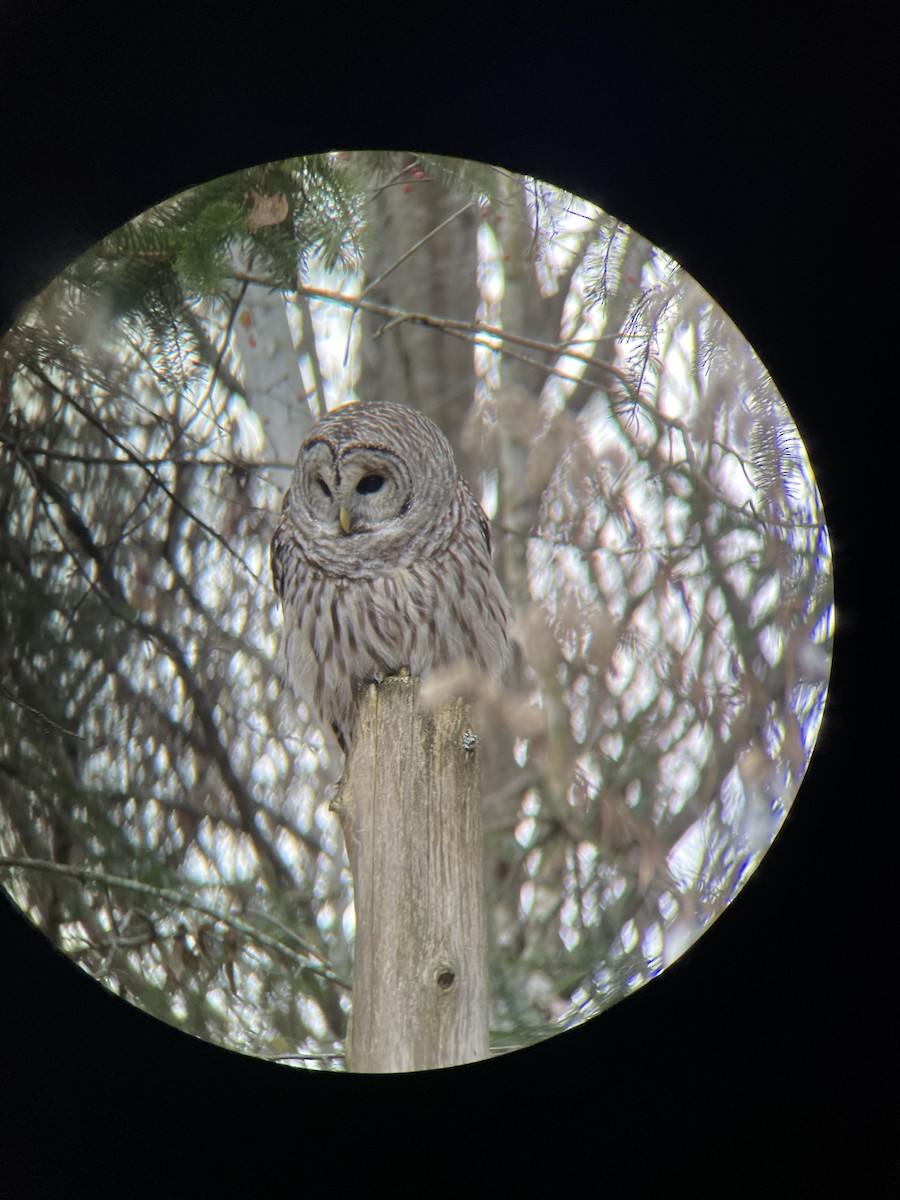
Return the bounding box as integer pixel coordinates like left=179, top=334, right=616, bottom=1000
left=334, top=675, right=488, bottom=1073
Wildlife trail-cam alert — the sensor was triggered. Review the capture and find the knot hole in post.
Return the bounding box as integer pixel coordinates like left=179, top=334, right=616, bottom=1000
left=435, top=964, right=457, bottom=993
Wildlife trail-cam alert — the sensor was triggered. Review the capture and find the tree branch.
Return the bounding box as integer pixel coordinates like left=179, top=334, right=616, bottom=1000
left=22, top=363, right=260, bottom=584
left=0, top=855, right=349, bottom=989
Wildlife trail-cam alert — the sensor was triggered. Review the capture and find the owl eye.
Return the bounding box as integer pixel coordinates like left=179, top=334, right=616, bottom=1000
left=356, top=474, right=385, bottom=495
left=317, top=479, right=332, bottom=499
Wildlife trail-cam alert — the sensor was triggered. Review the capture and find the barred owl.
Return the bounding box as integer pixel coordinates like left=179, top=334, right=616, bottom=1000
left=271, top=401, right=511, bottom=752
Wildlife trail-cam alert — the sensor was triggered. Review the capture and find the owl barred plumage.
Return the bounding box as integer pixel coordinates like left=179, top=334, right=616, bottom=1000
left=271, top=401, right=511, bottom=752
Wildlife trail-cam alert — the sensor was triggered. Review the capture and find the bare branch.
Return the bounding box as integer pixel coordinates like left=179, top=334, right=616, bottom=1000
left=0, top=856, right=349, bottom=989
left=22, top=363, right=261, bottom=584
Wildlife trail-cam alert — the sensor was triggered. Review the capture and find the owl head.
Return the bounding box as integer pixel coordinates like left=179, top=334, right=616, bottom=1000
left=286, top=401, right=463, bottom=570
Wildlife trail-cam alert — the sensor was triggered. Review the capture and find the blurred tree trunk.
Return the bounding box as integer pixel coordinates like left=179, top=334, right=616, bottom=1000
left=336, top=677, right=488, bottom=1072
left=357, top=155, right=479, bottom=451
left=228, top=249, right=312, bottom=494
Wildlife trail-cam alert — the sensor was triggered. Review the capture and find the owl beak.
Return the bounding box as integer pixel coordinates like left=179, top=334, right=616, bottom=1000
left=339, top=506, right=352, bottom=535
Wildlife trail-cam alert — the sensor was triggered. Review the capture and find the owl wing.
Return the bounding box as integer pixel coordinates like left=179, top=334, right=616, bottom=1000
left=270, top=486, right=295, bottom=600
left=460, top=478, right=493, bottom=556
left=477, top=506, right=493, bottom=556
left=270, top=518, right=287, bottom=600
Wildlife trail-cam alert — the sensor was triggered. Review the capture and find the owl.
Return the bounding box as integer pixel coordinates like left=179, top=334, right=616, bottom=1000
left=271, top=400, right=511, bottom=753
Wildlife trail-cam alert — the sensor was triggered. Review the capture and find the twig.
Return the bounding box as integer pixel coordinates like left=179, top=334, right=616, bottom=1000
left=0, top=681, right=84, bottom=740
left=0, top=855, right=349, bottom=989
left=360, top=201, right=475, bottom=299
